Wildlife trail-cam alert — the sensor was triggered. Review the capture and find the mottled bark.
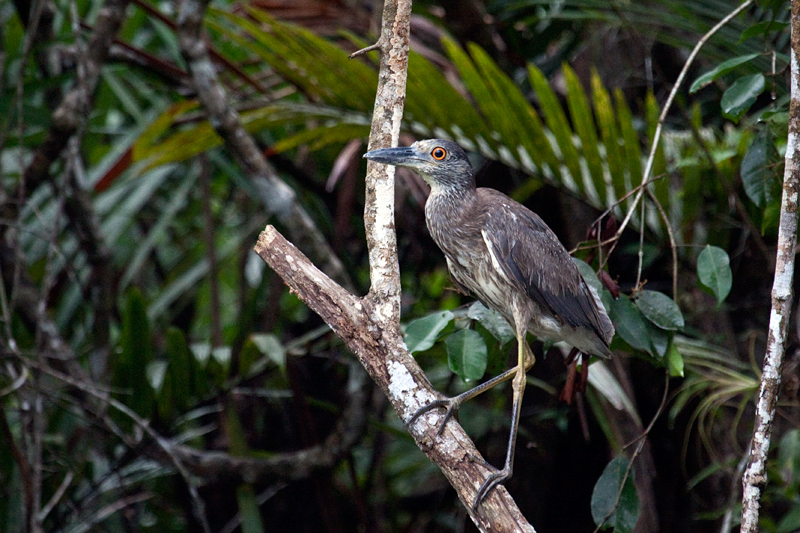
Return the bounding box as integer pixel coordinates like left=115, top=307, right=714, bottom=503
left=740, top=2, right=800, bottom=530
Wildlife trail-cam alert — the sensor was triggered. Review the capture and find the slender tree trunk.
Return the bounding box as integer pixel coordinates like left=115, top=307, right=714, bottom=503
left=740, top=3, right=800, bottom=530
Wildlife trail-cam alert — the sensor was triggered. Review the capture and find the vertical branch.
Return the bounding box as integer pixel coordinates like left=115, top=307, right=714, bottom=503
left=362, top=0, right=411, bottom=326
left=740, top=3, right=800, bottom=530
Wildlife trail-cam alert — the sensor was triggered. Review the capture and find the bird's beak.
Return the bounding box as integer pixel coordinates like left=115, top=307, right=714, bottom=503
left=363, top=146, right=420, bottom=167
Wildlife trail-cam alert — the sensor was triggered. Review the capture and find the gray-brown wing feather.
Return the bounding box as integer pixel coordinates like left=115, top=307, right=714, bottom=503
left=478, top=189, right=613, bottom=346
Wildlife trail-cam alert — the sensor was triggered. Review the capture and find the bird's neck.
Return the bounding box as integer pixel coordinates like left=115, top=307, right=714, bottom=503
left=424, top=184, right=479, bottom=245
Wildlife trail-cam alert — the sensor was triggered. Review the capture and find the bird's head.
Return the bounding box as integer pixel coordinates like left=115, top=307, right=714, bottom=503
left=363, top=139, right=474, bottom=191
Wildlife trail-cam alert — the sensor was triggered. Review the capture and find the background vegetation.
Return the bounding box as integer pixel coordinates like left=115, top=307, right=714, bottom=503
left=0, top=0, right=793, bottom=531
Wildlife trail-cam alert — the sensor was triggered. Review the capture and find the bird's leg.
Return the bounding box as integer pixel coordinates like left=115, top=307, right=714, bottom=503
left=472, top=326, right=530, bottom=511
left=406, top=339, right=536, bottom=435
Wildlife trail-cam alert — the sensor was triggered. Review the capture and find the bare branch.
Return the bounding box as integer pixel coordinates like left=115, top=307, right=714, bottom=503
left=740, top=3, right=800, bottom=530
left=255, top=227, right=535, bottom=532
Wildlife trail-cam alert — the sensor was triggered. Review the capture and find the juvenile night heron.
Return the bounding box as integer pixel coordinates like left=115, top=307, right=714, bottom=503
left=364, top=139, right=614, bottom=510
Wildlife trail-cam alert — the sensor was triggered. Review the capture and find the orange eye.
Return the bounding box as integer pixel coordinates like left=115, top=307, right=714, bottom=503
left=431, top=147, right=447, bottom=160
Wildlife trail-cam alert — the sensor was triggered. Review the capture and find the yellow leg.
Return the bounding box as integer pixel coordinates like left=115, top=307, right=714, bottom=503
left=472, top=328, right=530, bottom=511
left=406, top=338, right=536, bottom=434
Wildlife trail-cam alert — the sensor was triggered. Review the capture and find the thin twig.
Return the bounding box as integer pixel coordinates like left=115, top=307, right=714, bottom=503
left=610, top=0, right=755, bottom=248
left=593, top=369, right=671, bottom=533
left=646, top=188, right=679, bottom=300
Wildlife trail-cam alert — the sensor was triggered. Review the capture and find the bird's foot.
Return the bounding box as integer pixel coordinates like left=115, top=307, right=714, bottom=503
left=405, top=396, right=462, bottom=436
left=471, top=465, right=511, bottom=512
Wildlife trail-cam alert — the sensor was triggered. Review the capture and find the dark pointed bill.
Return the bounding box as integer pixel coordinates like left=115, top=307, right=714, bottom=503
left=363, top=146, right=419, bottom=165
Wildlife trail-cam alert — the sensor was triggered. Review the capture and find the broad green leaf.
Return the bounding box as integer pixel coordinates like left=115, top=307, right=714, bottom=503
left=647, top=323, right=670, bottom=359
left=721, top=74, right=765, bottom=121
left=697, top=245, right=732, bottom=306
left=591, top=456, right=640, bottom=532
left=446, top=329, right=488, bottom=382
left=608, top=294, right=652, bottom=354
left=667, top=343, right=684, bottom=378
left=741, top=128, right=781, bottom=207
left=572, top=257, right=603, bottom=294
left=405, top=311, right=454, bottom=353
left=467, top=302, right=514, bottom=345
left=564, top=64, right=604, bottom=200
left=740, top=22, right=788, bottom=42
left=635, top=290, right=684, bottom=330
left=689, top=53, right=760, bottom=93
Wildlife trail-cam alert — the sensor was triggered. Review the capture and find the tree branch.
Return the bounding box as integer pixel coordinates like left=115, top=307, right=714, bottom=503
left=740, top=3, right=800, bottom=530
left=175, top=0, right=352, bottom=290
left=255, top=228, right=535, bottom=532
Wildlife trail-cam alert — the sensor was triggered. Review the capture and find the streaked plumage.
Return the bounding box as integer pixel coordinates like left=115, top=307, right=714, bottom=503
left=364, top=138, right=614, bottom=511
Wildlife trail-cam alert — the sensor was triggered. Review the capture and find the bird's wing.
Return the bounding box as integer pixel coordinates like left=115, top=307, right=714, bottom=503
left=477, top=189, right=614, bottom=346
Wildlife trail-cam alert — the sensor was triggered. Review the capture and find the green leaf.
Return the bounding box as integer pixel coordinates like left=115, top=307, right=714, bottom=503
left=740, top=21, right=788, bottom=43
left=778, top=429, right=800, bottom=486
left=608, top=294, right=652, bottom=354
left=647, top=324, right=670, bottom=359
left=635, top=290, right=684, bottom=330
left=166, top=327, right=194, bottom=412
left=689, top=54, right=760, bottom=93
left=741, top=128, right=781, bottom=208
left=467, top=302, right=514, bottom=345
left=250, top=333, right=287, bottom=372
left=591, top=456, right=640, bottom=532
left=114, top=287, right=155, bottom=419
left=667, top=343, right=684, bottom=378
left=404, top=311, right=454, bottom=353
left=721, top=74, right=765, bottom=121
left=592, top=71, right=626, bottom=205
left=564, top=65, right=605, bottom=199
left=528, top=64, right=584, bottom=192
left=777, top=505, right=800, bottom=533
left=572, top=257, right=603, bottom=295
left=697, top=245, right=732, bottom=306
left=446, top=329, right=488, bottom=382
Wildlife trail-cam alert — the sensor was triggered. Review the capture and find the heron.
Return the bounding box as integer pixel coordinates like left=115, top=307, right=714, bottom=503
left=364, top=139, right=615, bottom=511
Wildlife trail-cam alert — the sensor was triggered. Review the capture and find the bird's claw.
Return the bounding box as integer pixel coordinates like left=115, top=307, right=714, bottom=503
left=472, top=467, right=511, bottom=512
left=405, top=398, right=460, bottom=435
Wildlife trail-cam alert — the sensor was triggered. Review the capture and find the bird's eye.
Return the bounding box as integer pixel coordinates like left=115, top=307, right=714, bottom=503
left=431, top=147, right=447, bottom=160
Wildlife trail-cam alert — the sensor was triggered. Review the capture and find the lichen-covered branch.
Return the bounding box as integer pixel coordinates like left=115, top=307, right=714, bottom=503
left=255, top=227, right=535, bottom=532
left=740, top=3, right=800, bottom=530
